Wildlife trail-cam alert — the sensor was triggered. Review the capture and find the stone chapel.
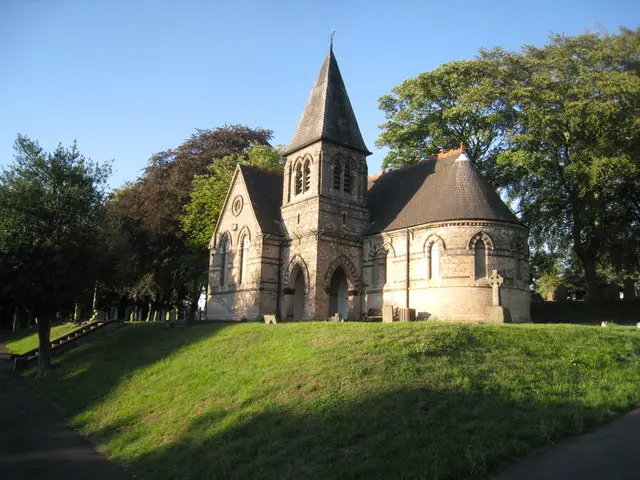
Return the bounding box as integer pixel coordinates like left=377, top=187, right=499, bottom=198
left=206, top=46, right=531, bottom=323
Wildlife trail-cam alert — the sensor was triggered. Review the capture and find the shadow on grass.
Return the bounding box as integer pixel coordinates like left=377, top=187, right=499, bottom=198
left=111, top=386, right=615, bottom=480
left=532, top=300, right=640, bottom=325
left=33, top=322, right=640, bottom=480
left=35, top=322, right=235, bottom=414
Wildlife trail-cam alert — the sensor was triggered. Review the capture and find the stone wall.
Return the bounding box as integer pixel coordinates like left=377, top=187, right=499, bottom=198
left=206, top=169, right=282, bottom=321
left=363, top=220, right=531, bottom=323
left=278, top=141, right=368, bottom=320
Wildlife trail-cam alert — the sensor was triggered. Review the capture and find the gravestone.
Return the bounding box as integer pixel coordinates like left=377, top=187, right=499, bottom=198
left=486, top=270, right=512, bottom=323
left=489, top=270, right=503, bottom=306
left=382, top=305, right=394, bottom=323
left=398, top=308, right=416, bottom=322
left=608, top=283, right=620, bottom=301
left=623, top=278, right=636, bottom=300
left=552, top=284, right=568, bottom=302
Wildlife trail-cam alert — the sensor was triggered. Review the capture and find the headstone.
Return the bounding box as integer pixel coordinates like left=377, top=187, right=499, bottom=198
left=488, top=270, right=504, bottom=306
left=552, top=284, right=568, bottom=302
left=623, top=278, right=636, bottom=300
left=264, top=314, right=277, bottom=324
left=608, top=283, right=620, bottom=301
left=12, top=307, right=19, bottom=332
left=636, top=322, right=640, bottom=330
left=382, top=305, right=394, bottom=323
left=486, top=306, right=512, bottom=323
left=601, top=321, right=608, bottom=327
left=398, top=308, right=416, bottom=322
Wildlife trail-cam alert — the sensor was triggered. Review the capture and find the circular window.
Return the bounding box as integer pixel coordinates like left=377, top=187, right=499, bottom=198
left=232, top=196, right=243, bottom=216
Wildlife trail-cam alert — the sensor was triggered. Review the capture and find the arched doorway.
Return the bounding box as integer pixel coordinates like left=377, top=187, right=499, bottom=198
left=286, top=264, right=306, bottom=321
left=328, top=267, right=349, bottom=320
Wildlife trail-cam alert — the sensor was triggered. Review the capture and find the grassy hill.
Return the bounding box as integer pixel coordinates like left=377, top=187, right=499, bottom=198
left=2, top=323, right=77, bottom=354
left=34, top=322, right=640, bottom=480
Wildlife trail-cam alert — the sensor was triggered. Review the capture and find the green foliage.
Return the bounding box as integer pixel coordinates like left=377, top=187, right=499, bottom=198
left=377, top=28, right=640, bottom=298
left=0, top=135, right=111, bottom=316
left=536, top=273, right=562, bottom=300
left=377, top=48, right=516, bottom=176
left=105, top=126, right=273, bottom=310
left=36, top=322, right=640, bottom=480
left=180, top=143, right=284, bottom=247
left=497, top=28, right=640, bottom=297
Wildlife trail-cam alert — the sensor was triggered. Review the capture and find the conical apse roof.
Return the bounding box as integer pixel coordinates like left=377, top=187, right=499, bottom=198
left=367, top=150, right=520, bottom=233
left=285, top=46, right=370, bottom=156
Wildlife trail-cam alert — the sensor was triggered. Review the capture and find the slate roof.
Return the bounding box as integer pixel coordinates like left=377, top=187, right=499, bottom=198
left=366, top=151, right=520, bottom=233
left=239, top=165, right=283, bottom=235
left=285, top=47, right=370, bottom=156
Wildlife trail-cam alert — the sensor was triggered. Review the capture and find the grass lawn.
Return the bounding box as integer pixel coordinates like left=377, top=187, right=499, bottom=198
left=2, top=323, right=78, bottom=355
left=34, top=322, right=640, bottom=480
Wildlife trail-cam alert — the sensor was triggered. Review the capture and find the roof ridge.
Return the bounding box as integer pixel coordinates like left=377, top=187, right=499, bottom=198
left=239, top=163, right=283, bottom=176
left=373, top=147, right=466, bottom=181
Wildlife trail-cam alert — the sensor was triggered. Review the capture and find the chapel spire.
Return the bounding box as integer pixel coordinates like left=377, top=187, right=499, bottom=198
left=285, top=45, right=370, bottom=156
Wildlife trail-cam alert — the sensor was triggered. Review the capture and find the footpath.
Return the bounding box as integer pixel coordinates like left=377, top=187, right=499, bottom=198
left=0, top=342, right=130, bottom=479
left=490, top=406, right=640, bottom=480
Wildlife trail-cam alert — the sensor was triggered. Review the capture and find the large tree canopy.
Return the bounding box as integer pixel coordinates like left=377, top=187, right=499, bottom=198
left=106, top=125, right=273, bottom=313
left=377, top=48, right=516, bottom=177
left=0, top=135, right=111, bottom=374
left=498, top=29, right=640, bottom=299
left=181, top=143, right=284, bottom=247
left=377, top=28, right=640, bottom=299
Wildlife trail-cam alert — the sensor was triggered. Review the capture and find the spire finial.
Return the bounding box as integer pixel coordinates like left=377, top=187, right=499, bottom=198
left=329, top=30, right=336, bottom=50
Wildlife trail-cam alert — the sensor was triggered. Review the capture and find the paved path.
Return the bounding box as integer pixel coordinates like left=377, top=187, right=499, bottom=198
left=490, top=407, right=640, bottom=480
left=0, top=344, right=130, bottom=480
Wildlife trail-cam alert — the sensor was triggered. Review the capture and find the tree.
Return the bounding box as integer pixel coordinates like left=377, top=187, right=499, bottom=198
left=0, top=135, right=111, bottom=375
left=181, top=143, right=284, bottom=247
left=105, top=126, right=273, bottom=316
left=498, top=29, right=640, bottom=299
left=377, top=28, right=640, bottom=299
left=376, top=48, right=516, bottom=177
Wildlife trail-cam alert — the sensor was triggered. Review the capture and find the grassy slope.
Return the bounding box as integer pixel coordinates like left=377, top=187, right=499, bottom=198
left=36, top=322, right=640, bottom=480
left=2, top=323, right=78, bottom=354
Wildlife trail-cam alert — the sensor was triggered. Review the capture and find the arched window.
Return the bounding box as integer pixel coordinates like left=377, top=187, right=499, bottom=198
left=219, top=233, right=230, bottom=286
left=294, top=163, right=303, bottom=195
left=474, top=239, right=486, bottom=280
left=373, top=252, right=387, bottom=287
left=238, top=235, right=250, bottom=285
left=429, top=242, right=441, bottom=280
left=333, top=161, right=342, bottom=191
left=303, top=159, right=311, bottom=193
left=343, top=162, right=352, bottom=194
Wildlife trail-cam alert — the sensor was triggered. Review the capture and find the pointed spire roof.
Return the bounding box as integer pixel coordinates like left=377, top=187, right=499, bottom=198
left=285, top=46, right=370, bottom=156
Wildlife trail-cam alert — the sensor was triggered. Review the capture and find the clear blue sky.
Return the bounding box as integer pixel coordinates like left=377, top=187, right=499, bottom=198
left=1, top=0, right=638, bottom=188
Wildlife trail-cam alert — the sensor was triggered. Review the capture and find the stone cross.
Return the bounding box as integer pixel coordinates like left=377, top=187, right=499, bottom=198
left=489, top=269, right=504, bottom=306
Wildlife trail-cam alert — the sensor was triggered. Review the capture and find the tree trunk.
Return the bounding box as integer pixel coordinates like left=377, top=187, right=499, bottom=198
left=12, top=306, right=19, bottom=332
left=92, top=282, right=98, bottom=310
left=37, top=314, right=52, bottom=377
left=574, top=244, right=600, bottom=301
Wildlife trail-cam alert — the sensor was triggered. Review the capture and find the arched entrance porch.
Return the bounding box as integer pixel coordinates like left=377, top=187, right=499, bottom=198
left=328, top=267, right=349, bottom=320
left=285, top=263, right=307, bottom=321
